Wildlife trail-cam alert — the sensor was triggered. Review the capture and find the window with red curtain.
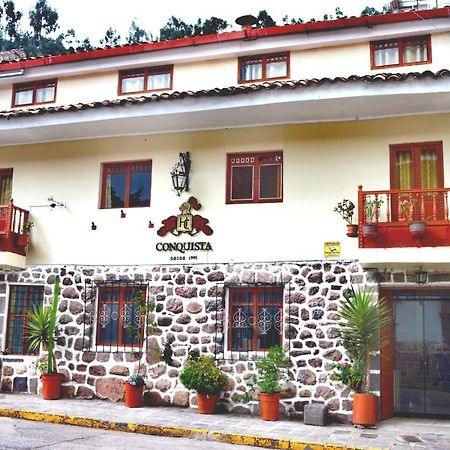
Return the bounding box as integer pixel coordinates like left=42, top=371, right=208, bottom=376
left=226, top=151, right=283, bottom=204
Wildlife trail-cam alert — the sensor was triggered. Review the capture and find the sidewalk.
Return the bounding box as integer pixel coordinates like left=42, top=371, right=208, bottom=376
left=0, top=394, right=449, bottom=449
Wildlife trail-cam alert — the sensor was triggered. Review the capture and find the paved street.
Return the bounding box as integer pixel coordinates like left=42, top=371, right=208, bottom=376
left=0, top=417, right=255, bottom=450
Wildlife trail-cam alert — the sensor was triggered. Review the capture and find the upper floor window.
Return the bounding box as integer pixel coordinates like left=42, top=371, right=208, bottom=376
left=226, top=151, right=283, bottom=204
left=371, top=35, right=431, bottom=69
left=119, top=66, right=173, bottom=95
left=100, top=160, right=151, bottom=209
left=228, top=286, right=283, bottom=351
left=0, top=168, right=12, bottom=205
left=12, top=79, right=56, bottom=107
left=239, top=53, right=289, bottom=83
left=6, top=285, right=44, bottom=355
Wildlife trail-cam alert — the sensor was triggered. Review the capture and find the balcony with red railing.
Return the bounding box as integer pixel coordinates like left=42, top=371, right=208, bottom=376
left=358, top=185, right=450, bottom=248
left=0, top=199, right=30, bottom=256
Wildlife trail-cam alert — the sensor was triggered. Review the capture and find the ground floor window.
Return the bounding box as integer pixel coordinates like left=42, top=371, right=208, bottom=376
left=228, top=285, right=283, bottom=351
left=96, top=284, right=146, bottom=349
left=6, top=285, right=44, bottom=355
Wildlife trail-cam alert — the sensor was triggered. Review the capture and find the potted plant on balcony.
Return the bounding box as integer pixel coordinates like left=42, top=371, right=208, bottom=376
left=17, top=220, right=33, bottom=247
left=244, top=346, right=290, bottom=421
left=334, top=287, right=390, bottom=427
left=27, top=275, right=63, bottom=400
left=362, top=198, right=383, bottom=239
left=334, top=199, right=358, bottom=237
left=399, top=196, right=426, bottom=238
left=124, top=372, right=146, bottom=408
left=179, top=350, right=228, bottom=414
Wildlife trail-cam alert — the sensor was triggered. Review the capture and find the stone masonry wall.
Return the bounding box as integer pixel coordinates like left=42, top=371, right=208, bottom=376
left=0, top=260, right=366, bottom=421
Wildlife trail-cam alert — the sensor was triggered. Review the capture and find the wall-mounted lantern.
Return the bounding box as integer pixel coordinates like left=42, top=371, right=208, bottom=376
left=415, top=266, right=428, bottom=285
left=171, top=152, right=191, bottom=196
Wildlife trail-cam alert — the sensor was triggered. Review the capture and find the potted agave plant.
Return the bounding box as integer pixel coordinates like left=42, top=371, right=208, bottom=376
left=179, top=350, right=228, bottom=414
left=244, top=346, right=290, bottom=421
left=27, top=275, right=63, bottom=400
left=124, top=372, right=146, bottom=408
left=334, top=199, right=358, bottom=237
left=334, top=287, right=390, bottom=427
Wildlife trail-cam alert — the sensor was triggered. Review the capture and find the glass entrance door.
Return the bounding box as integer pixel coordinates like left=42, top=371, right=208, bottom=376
left=394, top=292, right=450, bottom=416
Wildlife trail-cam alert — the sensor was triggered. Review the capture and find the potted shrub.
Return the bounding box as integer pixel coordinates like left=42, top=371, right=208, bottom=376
left=400, top=197, right=426, bottom=238
left=17, top=220, right=34, bottom=247
left=334, top=199, right=358, bottom=237
left=362, top=198, right=383, bottom=239
left=179, top=350, right=227, bottom=414
left=27, top=275, right=63, bottom=400
left=124, top=373, right=146, bottom=408
left=334, top=287, right=390, bottom=427
left=244, top=346, right=290, bottom=421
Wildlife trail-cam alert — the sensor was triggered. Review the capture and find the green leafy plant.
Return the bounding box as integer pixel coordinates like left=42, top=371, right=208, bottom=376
left=334, top=199, right=355, bottom=224
left=364, top=197, right=383, bottom=223
left=243, top=346, right=290, bottom=402
left=334, top=287, right=390, bottom=393
left=125, top=289, right=158, bottom=343
left=27, top=275, right=60, bottom=374
left=330, top=360, right=363, bottom=391
left=161, top=340, right=173, bottom=365
left=127, top=373, right=146, bottom=387
left=179, top=352, right=227, bottom=396
left=21, top=220, right=34, bottom=234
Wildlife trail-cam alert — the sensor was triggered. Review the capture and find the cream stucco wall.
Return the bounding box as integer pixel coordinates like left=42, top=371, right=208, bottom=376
left=1, top=30, right=449, bottom=111
left=1, top=113, right=450, bottom=267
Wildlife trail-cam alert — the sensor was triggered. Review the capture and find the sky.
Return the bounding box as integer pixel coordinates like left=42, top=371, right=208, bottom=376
left=14, top=0, right=390, bottom=44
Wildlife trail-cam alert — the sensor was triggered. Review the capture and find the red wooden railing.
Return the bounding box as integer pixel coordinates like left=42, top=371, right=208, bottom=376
left=358, top=185, right=450, bottom=248
left=358, top=185, right=450, bottom=224
left=0, top=199, right=30, bottom=255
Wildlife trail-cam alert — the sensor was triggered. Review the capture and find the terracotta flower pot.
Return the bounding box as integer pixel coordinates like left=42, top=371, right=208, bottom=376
left=124, top=383, right=144, bottom=408
left=362, top=224, right=378, bottom=239
left=197, top=393, right=219, bottom=414
left=409, top=221, right=426, bottom=239
left=345, top=224, right=358, bottom=238
left=259, top=392, right=281, bottom=421
left=41, top=373, right=63, bottom=400
left=16, top=234, right=29, bottom=247
left=352, top=392, right=377, bottom=427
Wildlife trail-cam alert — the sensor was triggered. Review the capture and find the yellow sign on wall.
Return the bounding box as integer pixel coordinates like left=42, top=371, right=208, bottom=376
left=324, top=241, right=341, bottom=258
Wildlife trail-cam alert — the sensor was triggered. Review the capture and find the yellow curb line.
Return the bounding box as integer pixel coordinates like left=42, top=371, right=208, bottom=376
left=0, top=407, right=388, bottom=450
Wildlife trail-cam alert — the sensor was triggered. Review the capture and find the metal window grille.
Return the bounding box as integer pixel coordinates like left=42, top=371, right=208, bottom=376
left=81, top=279, right=149, bottom=353
left=214, top=282, right=291, bottom=361
left=6, top=284, right=44, bottom=355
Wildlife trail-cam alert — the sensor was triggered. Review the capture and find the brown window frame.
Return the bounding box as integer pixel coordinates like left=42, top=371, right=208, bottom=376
left=118, top=65, right=173, bottom=95
left=228, top=285, right=283, bottom=352
left=226, top=151, right=283, bottom=204
left=5, top=284, right=44, bottom=355
left=0, top=168, right=13, bottom=205
left=12, top=79, right=57, bottom=108
left=238, top=52, right=289, bottom=83
left=100, top=159, right=152, bottom=209
left=370, top=35, right=431, bottom=69
left=96, top=285, right=146, bottom=348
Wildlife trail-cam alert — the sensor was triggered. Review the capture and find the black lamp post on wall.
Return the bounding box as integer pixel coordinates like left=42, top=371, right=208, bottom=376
left=171, top=152, right=191, bottom=196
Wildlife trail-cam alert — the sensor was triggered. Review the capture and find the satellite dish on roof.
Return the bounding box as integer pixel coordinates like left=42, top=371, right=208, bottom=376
left=235, top=15, right=258, bottom=29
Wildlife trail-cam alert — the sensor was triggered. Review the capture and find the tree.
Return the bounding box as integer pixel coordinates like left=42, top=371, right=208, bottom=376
left=256, top=10, right=276, bottom=28
left=361, top=6, right=381, bottom=16
left=29, top=0, right=58, bottom=41
left=159, top=16, right=193, bottom=41
left=126, top=20, right=151, bottom=44
left=3, top=0, right=22, bottom=40
left=100, top=27, right=121, bottom=46
left=193, top=16, right=227, bottom=36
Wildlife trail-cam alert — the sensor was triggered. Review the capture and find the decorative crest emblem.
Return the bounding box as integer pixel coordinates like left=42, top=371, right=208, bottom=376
left=157, top=197, right=213, bottom=237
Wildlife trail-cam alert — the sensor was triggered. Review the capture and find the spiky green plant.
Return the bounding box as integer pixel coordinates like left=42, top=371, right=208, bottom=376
left=27, top=275, right=60, bottom=373
left=336, top=287, right=390, bottom=393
